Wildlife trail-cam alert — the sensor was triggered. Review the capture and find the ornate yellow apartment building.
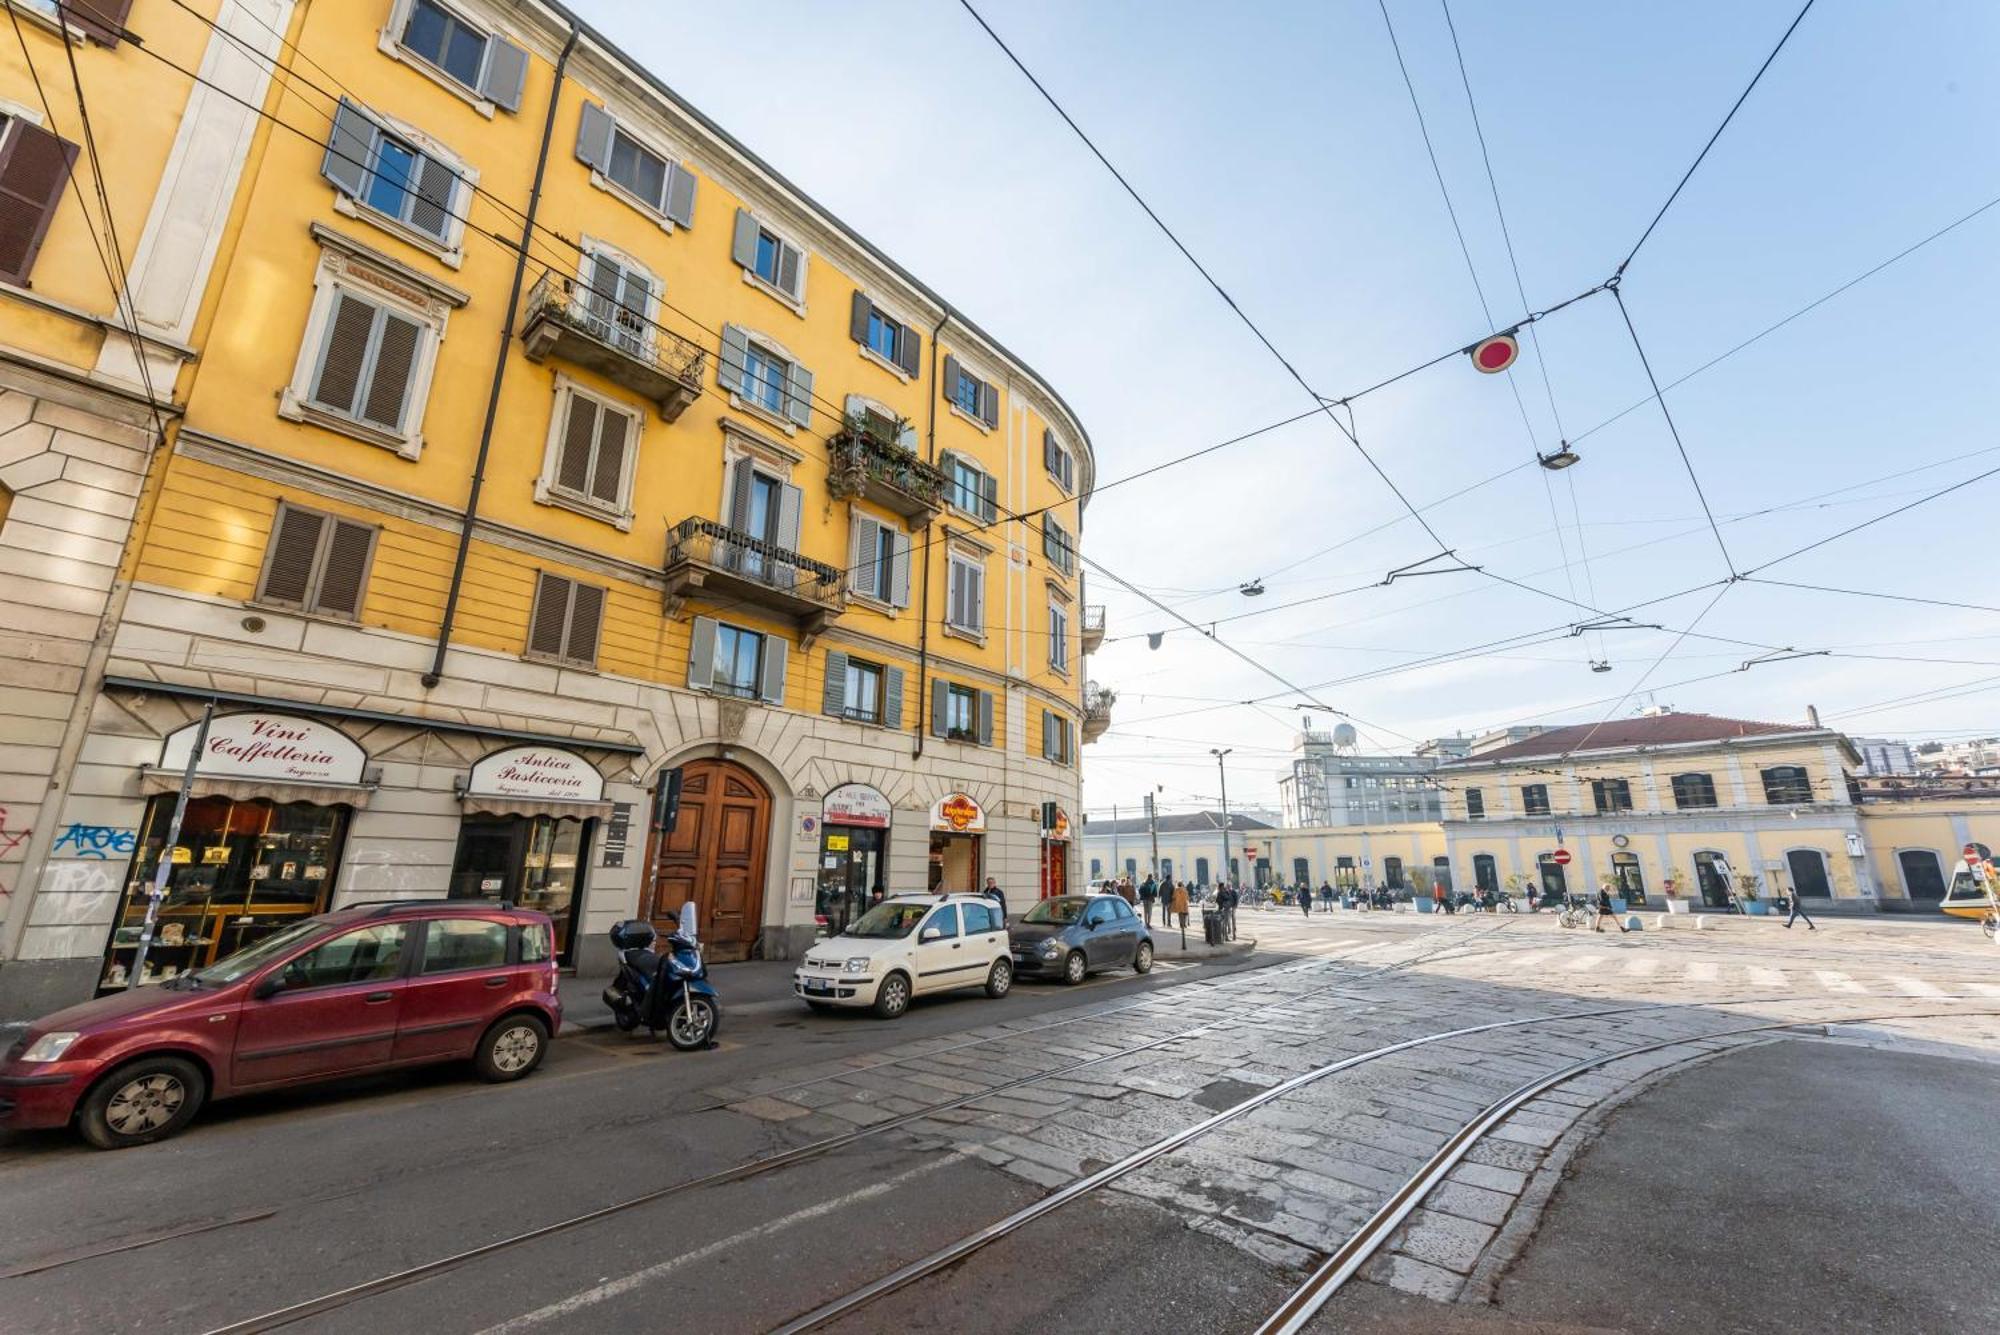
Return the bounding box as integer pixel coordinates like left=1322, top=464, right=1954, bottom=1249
left=0, top=0, right=1106, bottom=1014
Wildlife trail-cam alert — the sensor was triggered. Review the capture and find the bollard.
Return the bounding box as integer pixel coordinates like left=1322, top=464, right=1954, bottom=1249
left=1623, top=914, right=1644, bottom=932
left=1695, top=915, right=1714, bottom=931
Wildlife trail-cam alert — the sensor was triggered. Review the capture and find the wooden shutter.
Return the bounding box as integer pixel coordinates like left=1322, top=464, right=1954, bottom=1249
left=589, top=403, right=631, bottom=506
left=931, top=679, right=949, bottom=737
left=758, top=634, right=788, bottom=703
left=409, top=154, right=458, bottom=240
left=321, top=98, right=374, bottom=199
left=896, top=325, right=921, bottom=377
left=65, top=0, right=134, bottom=47
left=784, top=360, right=814, bottom=427
left=978, top=472, right=998, bottom=523
left=977, top=690, right=994, bottom=746
left=361, top=310, right=422, bottom=430
left=1041, top=710, right=1053, bottom=760
left=0, top=120, right=77, bottom=286
left=717, top=324, right=749, bottom=393
left=730, top=208, right=760, bottom=269
left=847, top=513, right=880, bottom=595
left=888, top=531, right=912, bottom=608
left=849, top=291, right=872, bottom=344
left=313, top=519, right=376, bottom=618
left=882, top=665, right=905, bottom=729
left=1043, top=428, right=1058, bottom=473
left=565, top=582, right=604, bottom=665
left=555, top=394, right=596, bottom=495
left=257, top=504, right=327, bottom=608
left=663, top=162, right=697, bottom=228
left=776, top=483, right=803, bottom=553
left=480, top=37, right=530, bottom=113
left=776, top=241, right=802, bottom=298
left=941, top=354, right=960, bottom=404
left=979, top=378, right=999, bottom=429
left=575, top=102, right=615, bottom=171
left=527, top=572, right=570, bottom=658
left=686, top=616, right=717, bottom=690
left=311, top=294, right=377, bottom=415
left=822, top=650, right=849, bottom=716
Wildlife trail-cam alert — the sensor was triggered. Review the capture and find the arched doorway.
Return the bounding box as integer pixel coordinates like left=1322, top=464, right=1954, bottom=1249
left=646, top=758, right=771, bottom=962
left=1786, top=848, right=1832, bottom=900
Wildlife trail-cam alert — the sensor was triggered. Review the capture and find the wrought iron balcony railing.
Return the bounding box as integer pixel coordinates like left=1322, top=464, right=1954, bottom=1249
left=521, top=268, right=705, bottom=421
left=826, top=416, right=947, bottom=525
left=1081, top=604, right=1105, bottom=654
left=663, top=517, right=846, bottom=645
left=1082, top=680, right=1115, bottom=743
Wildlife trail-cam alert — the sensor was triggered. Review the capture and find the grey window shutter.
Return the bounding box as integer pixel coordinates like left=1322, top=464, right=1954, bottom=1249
left=896, top=326, right=921, bottom=378
left=66, top=0, right=133, bottom=47
left=480, top=37, right=529, bottom=113
left=311, top=295, right=378, bottom=416
left=1041, top=710, right=1052, bottom=760
left=942, top=354, right=960, bottom=402
left=322, top=98, right=374, bottom=199
left=663, top=162, right=697, bottom=228
left=409, top=154, right=459, bottom=240
left=849, top=291, right=871, bottom=344
left=776, top=241, right=802, bottom=298
left=784, top=360, right=814, bottom=427
left=556, top=395, right=596, bottom=494
left=583, top=250, right=624, bottom=332
left=724, top=458, right=753, bottom=530
left=882, top=665, right=905, bottom=729
left=360, top=311, right=423, bottom=431
left=931, top=679, right=949, bottom=737
left=888, top=531, right=912, bottom=608
left=731, top=208, right=760, bottom=269
left=314, top=519, right=376, bottom=618
left=978, top=472, right=998, bottom=523
left=776, top=482, right=803, bottom=554
left=566, top=582, right=605, bottom=665
left=0, top=120, right=77, bottom=285
left=589, top=403, right=630, bottom=505
left=758, top=634, right=788, bottom=704
left=979, top=379, right=999, bottom=429
left=258, top=505, right=325, bottom=607
left=1041, top=521, right=1056, bottom=562
left=1043, top=428, right=1057, bottom=473
left=977, top=690, right=994, bottom=747
left=528, top=573, right=570, bottom=658
left=822, top=650, right=849, bottom=716
left=687, top=615, right=717, bottom=690
left=576, top=102, right=614, bottom=171
left=717, top=323, right=749, bottom=393
left=847, top=513, right=878, bottom=595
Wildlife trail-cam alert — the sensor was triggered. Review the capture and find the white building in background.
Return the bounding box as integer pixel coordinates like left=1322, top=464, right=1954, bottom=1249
left=1853, top=738, right=1918, bottom=776
left=1277, top=724, right=1443, bottom=829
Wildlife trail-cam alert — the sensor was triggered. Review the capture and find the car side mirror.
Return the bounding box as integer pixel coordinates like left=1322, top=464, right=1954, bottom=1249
left=252, top=973, right=286, bottom=1000
left=920, top=927, right=942, bottom=943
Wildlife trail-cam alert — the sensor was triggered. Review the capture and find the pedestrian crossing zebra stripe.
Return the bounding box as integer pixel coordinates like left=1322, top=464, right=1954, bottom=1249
left=1685, top=961, right=1720, bottom=983
left=1622, top=958, right=1662, bottom=976
left=1814, top=971, right=1867, bottom=994
left=1748, top=968, right=1788, bottom=988
left=1892, top=977, right=1947, bottom=997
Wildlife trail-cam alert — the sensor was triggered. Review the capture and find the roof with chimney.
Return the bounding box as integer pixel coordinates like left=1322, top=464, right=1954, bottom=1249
left=1442, top=713, right=1839, bottom=766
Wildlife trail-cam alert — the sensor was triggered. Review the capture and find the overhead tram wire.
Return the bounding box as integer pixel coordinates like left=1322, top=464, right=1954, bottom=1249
left=1741, top=578, right=2000, bottom=619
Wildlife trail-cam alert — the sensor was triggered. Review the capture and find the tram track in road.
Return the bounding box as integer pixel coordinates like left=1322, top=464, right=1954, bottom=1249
left=190, top=920, right=1518, bottom=1334
left=770, top=994, right=2000, bottom=1334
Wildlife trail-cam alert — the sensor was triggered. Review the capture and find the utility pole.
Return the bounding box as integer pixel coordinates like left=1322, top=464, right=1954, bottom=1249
left=1212, top=748, right=1233, bottom=885
left=1111, top=803, right=1120, bottom=881
left=1145, top=791, right=1160, bottom=878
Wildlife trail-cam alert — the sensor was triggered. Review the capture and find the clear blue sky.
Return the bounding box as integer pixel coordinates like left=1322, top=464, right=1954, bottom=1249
left=574, top=0, right=2000, bottom=812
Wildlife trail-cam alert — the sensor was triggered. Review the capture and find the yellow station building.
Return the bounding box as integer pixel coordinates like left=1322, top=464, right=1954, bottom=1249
left=0, top=0, right=1106, bottom=1015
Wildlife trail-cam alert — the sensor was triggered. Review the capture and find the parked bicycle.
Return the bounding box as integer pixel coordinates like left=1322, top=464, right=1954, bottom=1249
left=1556, top=894, right=1593, bottom=930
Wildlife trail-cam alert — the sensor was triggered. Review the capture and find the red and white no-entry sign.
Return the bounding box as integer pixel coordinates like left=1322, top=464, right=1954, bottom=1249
left=1551, top=848, right=1573, bottom=866
left=1470, top=332, right=1519, bottom=374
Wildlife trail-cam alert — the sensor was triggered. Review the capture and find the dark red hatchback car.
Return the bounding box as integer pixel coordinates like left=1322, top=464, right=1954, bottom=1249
left=0, top=901, right=562, bottom=1149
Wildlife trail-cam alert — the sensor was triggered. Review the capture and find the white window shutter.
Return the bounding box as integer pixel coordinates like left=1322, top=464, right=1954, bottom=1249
left=717, top=324, right=750, bottom=393
left=882, top=665, right=905, bottom=729
left=731, top=208, right=759, bottom=269
left=822, top=650, right=849, bottom=716
left=776, top=240, right=802, bottom=299
left=888, top=531, right=912, bottom=608
left=784, top=360, right=814, bottom=427
left=575, top=102, right=614, bottom=170
left=322, top=98, right=374, bottom=198
left=481, top=38, right=529, bottom=113
left=664, top=162, right=697, bottom=228
left=848, top=514, right=879, bottom=595
left=758, top=634, right=788, bottom=704
left=686, top=616, right=717, bottom=690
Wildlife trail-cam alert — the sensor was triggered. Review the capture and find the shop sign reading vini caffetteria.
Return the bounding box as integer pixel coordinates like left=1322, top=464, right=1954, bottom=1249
left=466, top=745, right=605, bottom=802
left=159, top=712, right=366, bottom=784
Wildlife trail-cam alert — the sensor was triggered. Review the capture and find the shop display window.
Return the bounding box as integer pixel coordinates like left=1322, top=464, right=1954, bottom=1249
left=101, top=796, right=349, bottom=991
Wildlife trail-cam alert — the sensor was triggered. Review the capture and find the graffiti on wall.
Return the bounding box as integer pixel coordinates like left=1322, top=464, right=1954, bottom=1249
left=50, top=824, right=138, bottom=860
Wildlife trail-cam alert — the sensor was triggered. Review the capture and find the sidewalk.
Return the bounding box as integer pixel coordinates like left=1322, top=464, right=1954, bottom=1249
left=561, top=957, right=801, bottom=1033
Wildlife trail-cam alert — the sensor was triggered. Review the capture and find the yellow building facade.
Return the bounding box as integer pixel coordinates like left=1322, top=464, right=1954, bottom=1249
left=0, top=0, right=1102, bottom=1014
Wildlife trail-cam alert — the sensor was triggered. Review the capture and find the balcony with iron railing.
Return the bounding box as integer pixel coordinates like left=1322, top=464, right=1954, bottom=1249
left=1082, top=680, right=1115, bottom=743
left=520, top=268, right=706, bottom=421
left=663, top=517, right=846, bottom=646
left=1081, top=604, right=1105, bottom=654
left=826, top=414, right=947, bottom=526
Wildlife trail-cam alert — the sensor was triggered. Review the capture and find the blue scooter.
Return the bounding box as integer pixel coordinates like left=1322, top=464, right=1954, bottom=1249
left=604, top=919, right=720, bottom=1050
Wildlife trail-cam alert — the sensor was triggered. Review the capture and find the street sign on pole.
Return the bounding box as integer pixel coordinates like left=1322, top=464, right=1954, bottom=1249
left=1551, top=848, right=1573, bottom=866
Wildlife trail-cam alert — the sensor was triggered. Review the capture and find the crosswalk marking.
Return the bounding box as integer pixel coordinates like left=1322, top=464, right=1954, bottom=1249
left=1565, top=954, right=1606, bottom=972
left=1747, top=967, right=1788, bottom=989
left=1623, top=957, right=1661, bottom=976
left=1891, top=976, right=1947, bottom=998
left=1685, top=961, right=1719, bottom=983
left=1964, top=982, right=2000, bottom=999
left=1815, top=970, right=1867, bottom=994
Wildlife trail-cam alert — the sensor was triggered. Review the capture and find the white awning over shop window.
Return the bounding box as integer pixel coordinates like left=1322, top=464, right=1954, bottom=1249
left=137, top=768, right=377, bottom=808
left=459, top=794, right=615, bottom=821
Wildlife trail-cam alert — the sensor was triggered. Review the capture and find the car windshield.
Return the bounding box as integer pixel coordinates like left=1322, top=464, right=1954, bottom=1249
left=192, top=918, right=329, bottom=985
left=1022, top=898, right=1086, bottom=925
left=844, top=902, right=930, bottom=939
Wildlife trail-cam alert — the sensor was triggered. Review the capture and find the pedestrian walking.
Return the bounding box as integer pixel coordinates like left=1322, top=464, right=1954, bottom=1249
left=983, top=875, right=1008, bottom=924
left=1139, top=875, right=1158, bottom=925
left=1171, top=880, right=1190, bottom=931
left=1298, top=883, right=1311, bottom=917
left=1218, top=881, right=1238, bottom=940
left=1782, top=888, right=1817, bottom=931
left=1594, top=885, right=1629, bottom=934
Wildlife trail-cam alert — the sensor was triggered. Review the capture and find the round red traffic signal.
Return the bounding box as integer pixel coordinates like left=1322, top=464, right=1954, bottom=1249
left=1470, top=333, right=1519, bottom=374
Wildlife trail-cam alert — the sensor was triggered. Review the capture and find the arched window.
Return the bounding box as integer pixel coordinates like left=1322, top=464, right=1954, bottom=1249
left=1671, top=773, right=1717, bottom=809
left=1293, top=856, right=1311, bottom=885
left=1897, top=849, right=1945, bottom=900
left=1160, top=857, right=1174, bottom=880
left=1786, top=848, right=1832, bottom=898
left=1383, top=856, right=1405, bottom=889
left=1124, top=857, right=1137, bottom=878
left=1472, top=854, right=1498, bottom=893
left=1692, top=850, right=1732, bottom=907
left=1432, top=856, right=1453, bottom=893
left=1611, top=851, right=1647, bottom=905
left=1194, top=856, right=1210, bottom=885
left=1089, top=858, right=1102, bottom=878
left=1536, top=852, right=1567, bottom=899
left=1761, top=765, right=1812, bottom=805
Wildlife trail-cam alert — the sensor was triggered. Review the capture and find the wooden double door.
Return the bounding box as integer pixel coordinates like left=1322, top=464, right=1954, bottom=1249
left=644, top=759, right=770, bottom=962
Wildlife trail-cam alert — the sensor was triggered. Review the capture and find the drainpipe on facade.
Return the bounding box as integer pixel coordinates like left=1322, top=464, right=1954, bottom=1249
left=911, top=304, right=952, bottom=759
left=423, top=28, right=579, bottom=688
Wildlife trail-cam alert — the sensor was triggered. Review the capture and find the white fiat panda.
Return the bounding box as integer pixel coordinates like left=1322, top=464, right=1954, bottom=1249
left=794, top=893, right=1013, bottom=1018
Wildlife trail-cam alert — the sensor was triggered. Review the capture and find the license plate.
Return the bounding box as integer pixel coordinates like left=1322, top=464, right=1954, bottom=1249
left=803, top=980, right=834, bottom=995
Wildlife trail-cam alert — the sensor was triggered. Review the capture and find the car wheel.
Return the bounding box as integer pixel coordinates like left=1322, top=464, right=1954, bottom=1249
left=1134, top=941, right=1154, bottom=974
left=1063, top=950, right=1088, bottom=985
left=78, top=1056, right=206, bottom=1150
left=985, top=956, right=1013, bottom=998
left=475, top=1014, right=549, bottom=1082
left=872, top=971, right=912, bottom=1019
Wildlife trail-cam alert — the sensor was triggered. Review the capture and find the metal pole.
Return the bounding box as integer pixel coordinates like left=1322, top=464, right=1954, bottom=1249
left=1213, top=748, right=1233, bottom=888
left=128, top=700, right=212, bottom=988
left=1147, top=791, right=1160, bottom=878
left=1111, top=804, right=1119, bottom=883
